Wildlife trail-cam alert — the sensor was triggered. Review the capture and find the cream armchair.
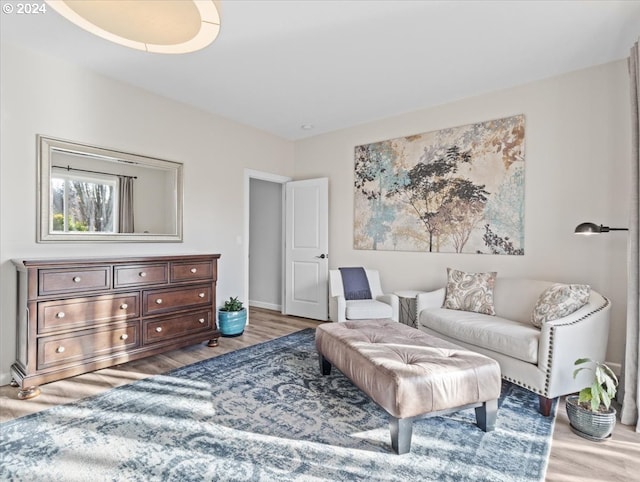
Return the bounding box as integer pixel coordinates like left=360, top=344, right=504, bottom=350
left=329, top=269, right=399, bottom=322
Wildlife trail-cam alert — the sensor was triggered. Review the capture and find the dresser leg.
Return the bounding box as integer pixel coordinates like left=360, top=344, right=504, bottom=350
left=17, top=386, right=41, bottom=400
left=207, top=337, right=219, bottom=347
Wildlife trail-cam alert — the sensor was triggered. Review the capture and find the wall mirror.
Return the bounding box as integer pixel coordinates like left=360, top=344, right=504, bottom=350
left=37, top=135, right=183, bottom=242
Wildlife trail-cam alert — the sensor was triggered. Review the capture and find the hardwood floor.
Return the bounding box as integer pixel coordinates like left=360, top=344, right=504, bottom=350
left=1, top=307, right=638, bottom=480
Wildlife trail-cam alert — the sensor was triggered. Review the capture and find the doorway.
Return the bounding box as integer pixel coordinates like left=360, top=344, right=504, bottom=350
left=245, top=170, right=291, bottom=314
left=244, top=170, right=329, bottom=321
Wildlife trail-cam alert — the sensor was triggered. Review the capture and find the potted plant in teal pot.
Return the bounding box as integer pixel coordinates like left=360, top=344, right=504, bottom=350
left=566, top=358, right=619, bottom=442
left=217, top=297, right=247, bottom=337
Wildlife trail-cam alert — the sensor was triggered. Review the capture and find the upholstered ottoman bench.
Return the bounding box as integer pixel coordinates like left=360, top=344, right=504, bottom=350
left=315, top=319, right=501, bottom=454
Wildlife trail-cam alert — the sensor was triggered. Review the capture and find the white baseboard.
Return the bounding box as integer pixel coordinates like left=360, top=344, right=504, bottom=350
left=248, top=300, right=282, bottom=312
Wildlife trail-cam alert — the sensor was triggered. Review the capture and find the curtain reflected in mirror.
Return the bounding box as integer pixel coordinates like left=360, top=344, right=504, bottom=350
left=118, top=175, right=135, bottom=233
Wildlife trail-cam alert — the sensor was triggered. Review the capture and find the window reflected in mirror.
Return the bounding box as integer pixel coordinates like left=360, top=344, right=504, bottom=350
left=51, top=170, right=118, bottom=233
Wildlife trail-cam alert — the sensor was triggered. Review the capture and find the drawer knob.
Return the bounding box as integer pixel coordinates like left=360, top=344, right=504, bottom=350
left=56, top=312, right=65, bottom=319
left=56, top=346, right=65, bottom=353
left=155, top=327, right=163, bottom=333
left=139, top=272, right=147, bottom=277
left=190, top=268, right=197, bottom=273
left=198, top=292, right=205, bottom=298
left=155, top=298, right=163, bottom=305
left=120, top=334, right=129, bottom=340
left=198, top=318, right=205, bottom=324
left=120, top=303, right=128, bottom=310
left=72, top=276, right=81, bottom=283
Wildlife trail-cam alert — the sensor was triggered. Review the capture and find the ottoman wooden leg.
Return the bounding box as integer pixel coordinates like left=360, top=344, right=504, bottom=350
left=319, top=354, right=332, bottom=375
left=475, top=398, right=498, bottom=432
left=390, top=416, right=413, bottom=455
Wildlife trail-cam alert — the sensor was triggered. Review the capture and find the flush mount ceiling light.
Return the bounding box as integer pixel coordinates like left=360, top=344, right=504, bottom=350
left=46, top=0, right=221, bottom=54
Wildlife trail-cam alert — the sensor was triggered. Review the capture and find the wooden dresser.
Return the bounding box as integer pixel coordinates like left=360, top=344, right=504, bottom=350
left=11, top=254, right=221, bottom=399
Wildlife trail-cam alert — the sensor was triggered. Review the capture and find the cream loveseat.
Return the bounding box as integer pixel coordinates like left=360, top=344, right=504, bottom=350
left=415, top=277, right=611, bottom=416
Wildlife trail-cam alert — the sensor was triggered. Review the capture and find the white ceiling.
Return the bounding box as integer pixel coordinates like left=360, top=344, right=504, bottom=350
left=2, top=0, right=639, bottom=140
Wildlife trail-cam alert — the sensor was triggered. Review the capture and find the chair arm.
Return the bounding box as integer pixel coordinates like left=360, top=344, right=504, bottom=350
left=329, top=295, right=347, bottom=322
left=416, top=288, right=445, bottom=315
left=538, top=294, right=611, bottom=398
left=377, top=293, right=400, bottom=322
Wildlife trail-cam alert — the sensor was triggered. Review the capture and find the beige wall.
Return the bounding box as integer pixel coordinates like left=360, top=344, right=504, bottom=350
left=294, top=60, right=631, bottom=368
left=0, top=43, right=295, bottom=384
left=0, top=42, right=631, bottom=384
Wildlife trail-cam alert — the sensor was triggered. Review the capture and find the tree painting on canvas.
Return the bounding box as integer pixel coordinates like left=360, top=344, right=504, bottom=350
left=354, top=115, right=525, bottom=254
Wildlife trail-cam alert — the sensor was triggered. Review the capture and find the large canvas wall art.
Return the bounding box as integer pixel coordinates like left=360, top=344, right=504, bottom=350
left=354, top=115, right=525, bottom=255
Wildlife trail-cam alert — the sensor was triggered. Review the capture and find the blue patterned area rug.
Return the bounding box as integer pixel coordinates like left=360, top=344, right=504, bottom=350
left=0, top=329, right=557, bottom=481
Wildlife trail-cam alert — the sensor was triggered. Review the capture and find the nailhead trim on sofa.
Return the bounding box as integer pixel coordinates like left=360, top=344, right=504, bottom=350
left=502, top=296, right=610, bottom=398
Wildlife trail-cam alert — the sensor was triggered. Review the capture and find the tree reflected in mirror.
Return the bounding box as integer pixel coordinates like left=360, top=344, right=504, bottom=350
left=51, top=170, right=116, bottom=233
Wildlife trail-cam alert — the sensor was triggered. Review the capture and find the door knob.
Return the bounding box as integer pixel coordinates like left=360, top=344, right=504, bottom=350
left=315, top=254, right=328, bottom=259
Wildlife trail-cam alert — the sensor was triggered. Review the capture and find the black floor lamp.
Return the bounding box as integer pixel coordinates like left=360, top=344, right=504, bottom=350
left=574, top=222, right=629, bottom=235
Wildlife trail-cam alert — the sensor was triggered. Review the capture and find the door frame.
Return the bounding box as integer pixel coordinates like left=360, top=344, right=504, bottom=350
left=244, top=169, right=292, bottom=318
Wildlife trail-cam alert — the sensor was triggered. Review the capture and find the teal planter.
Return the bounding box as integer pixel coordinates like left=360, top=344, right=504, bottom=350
left=218, top=308, right=247, bottom=337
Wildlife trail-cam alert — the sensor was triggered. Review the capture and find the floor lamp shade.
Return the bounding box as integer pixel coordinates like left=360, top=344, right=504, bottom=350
left=575, top=222, right=629, bottom=235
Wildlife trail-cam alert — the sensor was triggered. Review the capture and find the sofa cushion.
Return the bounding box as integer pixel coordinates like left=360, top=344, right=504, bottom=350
left=530, top=284, right=591, bottom=328
left=345, top=299, right=393, bottom=320
left=419, top=308, right=540, bottom=364
left=443, top=268, right=497, bottom=315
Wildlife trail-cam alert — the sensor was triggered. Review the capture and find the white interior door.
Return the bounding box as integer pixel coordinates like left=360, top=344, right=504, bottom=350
left=284, top=178, right=329, bottom=320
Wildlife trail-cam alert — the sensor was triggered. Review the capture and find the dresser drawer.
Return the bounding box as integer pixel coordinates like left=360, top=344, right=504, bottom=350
left=170, top=261, right=214, bottom=282
left=38, top=293, right=139, bottom=334
left=143, top=310, right=213, bottom=344
left=37, top=322, right=139, bottom=370
left=114, top=263, right=168, bottom=288
left=39, top=267, right=110, bottom=296
left=143, top=285, right=212, bottom=315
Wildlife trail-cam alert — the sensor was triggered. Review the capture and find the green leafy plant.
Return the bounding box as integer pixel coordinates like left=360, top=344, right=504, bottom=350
left=573, top=358, right=618, bottom=412
left=52, top=213, right=88, bottom=232
left=220, top=296, right=244, bottom=312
